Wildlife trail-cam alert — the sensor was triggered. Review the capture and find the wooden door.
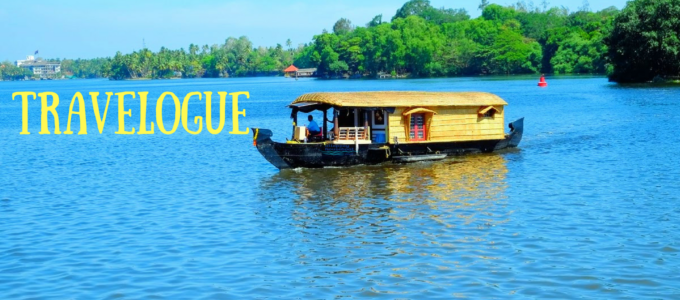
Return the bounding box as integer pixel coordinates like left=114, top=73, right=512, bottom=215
left=409, top=113, right=426, bottom=141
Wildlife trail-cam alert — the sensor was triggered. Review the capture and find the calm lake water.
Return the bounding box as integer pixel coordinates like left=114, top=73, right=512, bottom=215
left=1, top=76, right=679, bottom=299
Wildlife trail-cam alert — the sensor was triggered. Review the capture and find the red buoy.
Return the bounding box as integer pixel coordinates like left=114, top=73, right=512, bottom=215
left=538, top=75, right=547, bottom=87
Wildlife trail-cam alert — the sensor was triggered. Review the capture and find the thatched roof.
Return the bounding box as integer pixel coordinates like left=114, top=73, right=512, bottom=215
left=291, top=91, right=507, bottom=108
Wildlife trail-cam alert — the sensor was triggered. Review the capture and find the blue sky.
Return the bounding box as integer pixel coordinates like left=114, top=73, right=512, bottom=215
left=2, top=0, right=627, bottom=61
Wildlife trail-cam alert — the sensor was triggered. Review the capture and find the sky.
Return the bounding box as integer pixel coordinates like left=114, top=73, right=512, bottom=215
left=1, top=0, right=628, bottom=61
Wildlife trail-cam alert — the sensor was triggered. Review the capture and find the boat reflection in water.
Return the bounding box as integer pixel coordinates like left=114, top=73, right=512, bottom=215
left=256, top=154, right=513, bottom=295
left=258, top=154, right=512, bottom=296
left=259, top=153, right=508, bottom=213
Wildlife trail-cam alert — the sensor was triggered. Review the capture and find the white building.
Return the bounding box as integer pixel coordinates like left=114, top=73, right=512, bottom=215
left=15, top=55, right=35, bottom=67
left=15, top=55, right=61, bottom=78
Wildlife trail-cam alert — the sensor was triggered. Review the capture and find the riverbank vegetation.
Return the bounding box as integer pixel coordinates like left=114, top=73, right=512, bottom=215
left=1, top=58, right=109, bottom=81
left=298, top=0, right=616, bottom=78
left=100, top=0, right=618, bottom=80
left=7, top=0, right=675, bottom=83
left=605, top=0, right=680, bottom=83
left=1, top=62, right=33, bottom=81
left=105, top=37, right=295, bottom=80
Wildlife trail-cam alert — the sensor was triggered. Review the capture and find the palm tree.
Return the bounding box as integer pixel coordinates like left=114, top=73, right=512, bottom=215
left=189, top=44, right=198, bottom=56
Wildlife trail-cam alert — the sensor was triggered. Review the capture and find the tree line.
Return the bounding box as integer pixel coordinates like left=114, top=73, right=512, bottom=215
left=3, top=0, right=679, bottom=83
left=297, top=0, right=617, bottom=77
left=105, top=37, right=297, bottom=80
left=604, top=0, right=680, bottom=83
left=0, top=62, right=32, bottom=81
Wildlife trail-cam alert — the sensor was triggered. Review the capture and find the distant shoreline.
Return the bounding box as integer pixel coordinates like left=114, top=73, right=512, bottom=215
left=2, top=73, right=615, bottom=83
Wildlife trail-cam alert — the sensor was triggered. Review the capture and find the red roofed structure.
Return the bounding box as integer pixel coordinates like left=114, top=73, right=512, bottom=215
left=283, top=65, right=298, bottom=73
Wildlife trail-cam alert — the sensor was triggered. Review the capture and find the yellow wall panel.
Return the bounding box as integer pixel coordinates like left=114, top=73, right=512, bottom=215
left=387, top=106, right=505, bottom=143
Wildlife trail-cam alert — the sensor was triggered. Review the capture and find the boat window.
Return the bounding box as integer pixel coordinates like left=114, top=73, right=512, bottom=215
left=478, top=106, right=499, bottom=118
left=409, top=113, right=426, bottom=141
left=373, top=110, right=385, bottom=126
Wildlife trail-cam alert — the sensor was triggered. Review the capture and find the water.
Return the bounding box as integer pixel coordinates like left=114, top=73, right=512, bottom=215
left=1, top=76, right=679, bottom=299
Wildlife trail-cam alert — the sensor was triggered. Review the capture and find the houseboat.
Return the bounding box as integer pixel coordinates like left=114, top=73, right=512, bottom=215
left=253, top=91, right=524, bottom=169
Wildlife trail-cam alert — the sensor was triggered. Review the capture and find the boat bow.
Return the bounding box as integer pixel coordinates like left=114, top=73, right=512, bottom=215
left=253, top=128, right=291, bottom=169
left=494, top=117, right=524, bottom=150
left=508, top=117, right=524, bottom=147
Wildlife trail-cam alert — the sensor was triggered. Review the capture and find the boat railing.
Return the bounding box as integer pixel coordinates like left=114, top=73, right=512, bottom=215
left=336, top=127, right=370, bottom=141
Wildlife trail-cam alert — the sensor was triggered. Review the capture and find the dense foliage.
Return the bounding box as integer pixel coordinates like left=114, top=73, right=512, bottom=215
left=606, top=0, right=680, bottom=82
left=297, top=1, right=618, bottom=78
left=104, top=36, right=297, bottom=80
left=61, top=58, right=111, bottom=79
left=3, top=0, right=624, bottom=81
left=1, top=58, right=110, bottom=80
left=0, top=62, right=32, bottom=80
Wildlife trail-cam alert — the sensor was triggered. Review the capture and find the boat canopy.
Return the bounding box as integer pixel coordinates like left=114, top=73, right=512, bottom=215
left=288, top=102, right=332, bottom=113
left=291, top=91, right=508, bottom=108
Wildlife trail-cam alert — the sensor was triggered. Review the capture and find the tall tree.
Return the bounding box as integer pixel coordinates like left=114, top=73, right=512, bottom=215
left=479, top=0, right=490, bottom=11
left=367, top=14, right=383, bottom=27
left=333, top=18, right=353, bottom=35
left=393, top=0, right=431, bottom=20
left=606, top=0, right=680, bottom=82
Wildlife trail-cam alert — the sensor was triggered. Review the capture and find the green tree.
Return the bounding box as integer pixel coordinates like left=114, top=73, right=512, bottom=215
left=329, top=60, right=349, bottom=75
left=394, top=0, right=469, bottom=24
left=22, top=0, right=621, bottom=81
left=367, top=15, right=383, bottom=27
left=482, top=4, right=518, bottom=23
left=490, top=27, right=543, bottom=73
left=0, top=62, right=32, bottom=80
left=333, top=18, right=353, bottom=35
left=606, top=0, right=680, bottom=82
left=320, top=46, right=341, bottom=75
left=479, top=0, right=490, bottom=11
left=393, top=0, right=431, bottom=20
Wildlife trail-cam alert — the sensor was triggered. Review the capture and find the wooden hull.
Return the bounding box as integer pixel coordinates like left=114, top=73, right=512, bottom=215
left=254, top=118, right=524, bottom=169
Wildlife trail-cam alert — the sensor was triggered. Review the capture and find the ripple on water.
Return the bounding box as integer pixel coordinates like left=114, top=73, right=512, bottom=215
left=1, top=77, right=680, bottom=298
